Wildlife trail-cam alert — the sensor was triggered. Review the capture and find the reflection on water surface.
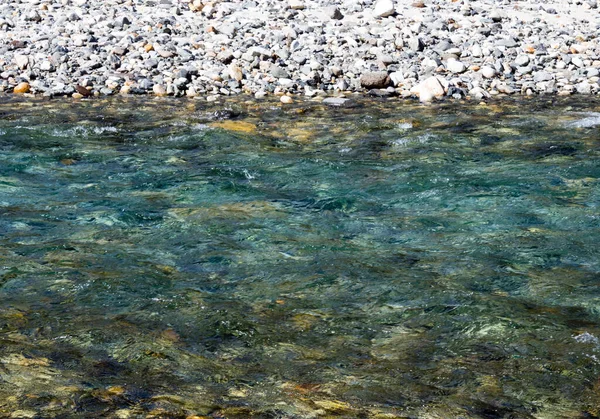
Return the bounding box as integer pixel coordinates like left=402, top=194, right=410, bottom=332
left=1, top=96, right=600, bottom=418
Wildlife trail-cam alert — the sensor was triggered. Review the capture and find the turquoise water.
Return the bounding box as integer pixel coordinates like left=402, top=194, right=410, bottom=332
left=1, top=97, right=600, bottom=418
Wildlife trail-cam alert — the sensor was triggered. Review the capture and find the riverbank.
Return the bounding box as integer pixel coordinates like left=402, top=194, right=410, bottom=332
left=0, top=0, right=599, bottom=102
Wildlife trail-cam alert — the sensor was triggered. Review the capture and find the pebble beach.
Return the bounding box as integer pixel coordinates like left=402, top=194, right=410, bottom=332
left=0, top=0, right=599, bottom=101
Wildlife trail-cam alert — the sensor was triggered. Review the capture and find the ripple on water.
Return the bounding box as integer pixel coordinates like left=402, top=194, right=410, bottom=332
left=565, top=112, right=600, bottom=128
left=0, top=97, right=599, bottom=418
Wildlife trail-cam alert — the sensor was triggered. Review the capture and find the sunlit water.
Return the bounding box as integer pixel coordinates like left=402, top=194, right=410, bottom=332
left=1, top=96, right=600, bottom=418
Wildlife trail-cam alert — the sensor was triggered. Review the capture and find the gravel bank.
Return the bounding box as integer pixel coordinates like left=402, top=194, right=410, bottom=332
left=1, top=0, right=599, bottom=102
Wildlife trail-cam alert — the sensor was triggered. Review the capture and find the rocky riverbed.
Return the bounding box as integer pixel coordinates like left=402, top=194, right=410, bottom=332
left=0, top=0, right=599, bottom=101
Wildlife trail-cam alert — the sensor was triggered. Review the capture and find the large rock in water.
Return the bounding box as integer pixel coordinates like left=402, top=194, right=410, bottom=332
left=373, top=0, right=395, bottom=17
left=360, top=71, right=389, bottom=88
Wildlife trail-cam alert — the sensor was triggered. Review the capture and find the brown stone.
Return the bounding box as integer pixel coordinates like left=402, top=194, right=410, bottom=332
left=13, top=82, right=30, bottom=94
left=75, top=85, right=92, bottom=97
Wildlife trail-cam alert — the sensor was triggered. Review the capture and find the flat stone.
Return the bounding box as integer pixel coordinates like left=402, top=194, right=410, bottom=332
left=280, top=95, right=293, bottom=104
left=289, top=0, right=305, bottom=10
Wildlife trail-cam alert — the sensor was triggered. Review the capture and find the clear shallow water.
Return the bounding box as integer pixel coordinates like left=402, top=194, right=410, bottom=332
left=1, top=96, right=600, bottom=418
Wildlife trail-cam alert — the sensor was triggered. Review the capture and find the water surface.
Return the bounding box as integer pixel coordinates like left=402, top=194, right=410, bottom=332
left=1, top=96, right=600, bottom=418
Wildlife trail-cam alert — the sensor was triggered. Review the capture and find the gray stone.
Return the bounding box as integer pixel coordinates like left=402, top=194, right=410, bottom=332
left=360, top=71, right=389, bottom=88
left=323, top=97, right=351, bottom=106
left=271, top=65, right=290, bottom=79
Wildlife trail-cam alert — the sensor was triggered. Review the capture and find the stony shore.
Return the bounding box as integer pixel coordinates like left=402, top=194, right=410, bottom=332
left=1, top=0, right=599, bottom=102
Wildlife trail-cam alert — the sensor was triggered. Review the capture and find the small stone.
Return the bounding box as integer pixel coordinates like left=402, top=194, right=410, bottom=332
left=155, top=47, right=175, bottom=58
left=72, top=92, right=84, bottom=99
left=255, top=90, right=267, bottom=99
left=533, top=71, right=553, bottom=82
left=587, top=68, right=600, bottom=78
left=280, top=95, right=293, bottom=104
left=514, top=55, right=530, bottom=67
left=373, top=0, right=395, bottom=17
left=326, top=6, right=344, bottom=19
left=360, top=71, right=389, bottom=88
left=153, top=84, right=167, bottom=96
left=189, top=0, right=203, bottom=11
left=389, top=71, right=403, bottom=86
left=10, top=40, right=27, bottom=50
left=415, top=76, right=445, bottom=102
left=13, top=82, right=30, bottom=94
left=289, top=0, right=305, bottom=10
left=576, top=82, right=591, bottom=94
left=407, top=37, right=424, bottom=52
left=26, top=10, right=42, bottom=22
left=40, top=61, right=54, bottom=71
left=229, top=64, right=243, bottom=81
left=14, top=54, right=29, bottom=70
left=496, top=83, right=514, bottom=94
left=412, top=0, right=425, bottom=7
left=144, top=44, right=154, bottom=52
left=271, top=65, right=290, bottom=79
left=75, top=85, right=92, bottom=97
left=572, top=56, right=584, bottom=68
left=480, top=66, right=496, bottom=78
left=489, top=10, right=504, bottom=22
left=446, top=59, right=466, bottom=73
